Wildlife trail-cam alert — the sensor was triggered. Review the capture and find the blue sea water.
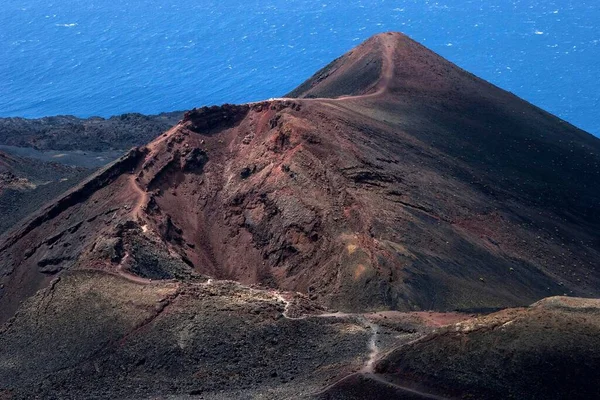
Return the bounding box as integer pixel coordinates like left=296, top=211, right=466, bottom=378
left=1, top=0, right=598, bottom=136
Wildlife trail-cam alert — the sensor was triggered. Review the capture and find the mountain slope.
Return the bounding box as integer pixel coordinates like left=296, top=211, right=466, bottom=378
left=1, top=33, right=599, bottom=323
left=285, top=34, right=388, bottom=99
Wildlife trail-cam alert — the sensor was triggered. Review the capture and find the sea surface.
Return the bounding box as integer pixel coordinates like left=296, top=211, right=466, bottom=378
left=1, top=0, right=598, bottom=136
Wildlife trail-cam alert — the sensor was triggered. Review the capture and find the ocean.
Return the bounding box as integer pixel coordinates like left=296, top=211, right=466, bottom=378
left=1, top=0, right=598, bottom=136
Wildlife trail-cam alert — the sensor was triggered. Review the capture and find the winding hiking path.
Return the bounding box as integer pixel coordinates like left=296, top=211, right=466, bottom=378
left=110, top=34, right=432, bottom=395
left=271, top=291, right=447, bottom=399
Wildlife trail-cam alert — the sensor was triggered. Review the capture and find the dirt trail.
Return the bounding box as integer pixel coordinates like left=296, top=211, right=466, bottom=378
left=128, top=174, right=149, bottom=220
left=360, top=316, right=380, bottom=373
left=271, top=295, right=382, bottom=374
left=271, top=291, right=308, bottom=321
left=146, top=125, right=180, bottom=154
left=317, top=312, right=380, bottom=373
left=247, top=34, right=397, bottom=107
left=272, top=295, right=447, bottom=399
left=335, top=33, right=396, bottom=101
left=313, top=371, right=448, bottom=399
left=115, top=253, right=155, bottom=285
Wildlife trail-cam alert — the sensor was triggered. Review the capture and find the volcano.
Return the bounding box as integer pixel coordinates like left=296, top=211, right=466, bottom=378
left=1, top=32, right=599, bottom=399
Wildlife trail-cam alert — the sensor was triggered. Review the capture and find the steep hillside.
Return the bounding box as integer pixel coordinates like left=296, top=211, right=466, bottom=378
left=285, top=34, right=387, bottom=99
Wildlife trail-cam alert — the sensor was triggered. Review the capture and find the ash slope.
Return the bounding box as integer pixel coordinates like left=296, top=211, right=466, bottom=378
left=1, top=32, right=600, bottom=322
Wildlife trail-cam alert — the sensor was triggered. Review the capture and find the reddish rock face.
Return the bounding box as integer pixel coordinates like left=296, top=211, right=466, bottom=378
left=1, top=32, right=599, bottom=322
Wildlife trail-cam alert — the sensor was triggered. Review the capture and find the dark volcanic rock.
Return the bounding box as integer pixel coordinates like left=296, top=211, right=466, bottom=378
left=0, top=111, right=183, bottom=151
left=0, top=150, right=91, bottom=235
left=0, top=272, right=380, bottom=399
left=184, top=104, right=250, bottom=134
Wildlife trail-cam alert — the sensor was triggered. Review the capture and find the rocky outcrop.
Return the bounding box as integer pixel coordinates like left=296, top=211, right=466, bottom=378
left=183, top=104, right=250, bottom=134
